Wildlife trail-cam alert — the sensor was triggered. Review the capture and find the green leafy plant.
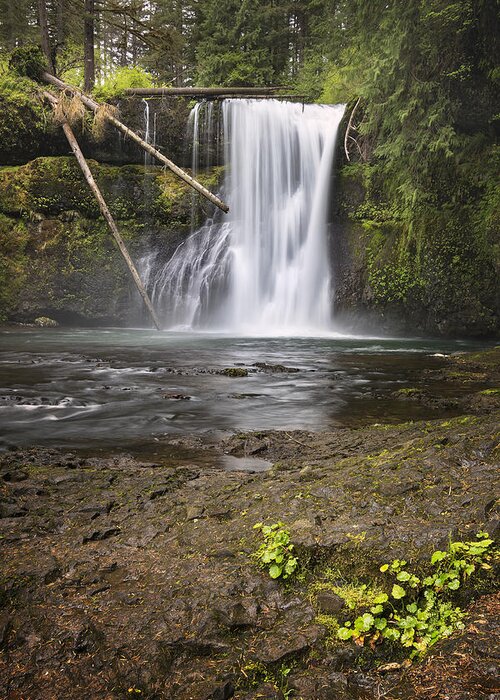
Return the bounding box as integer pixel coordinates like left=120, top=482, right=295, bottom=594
left=93, top=66, right=154, bottom=101
left=337, top=532, right=495, bottom=656
left=253, top=522, right=298, bottom=580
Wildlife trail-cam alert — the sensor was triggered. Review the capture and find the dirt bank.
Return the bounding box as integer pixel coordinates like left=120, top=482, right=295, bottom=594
left=0, top=348, right=498, bottom=699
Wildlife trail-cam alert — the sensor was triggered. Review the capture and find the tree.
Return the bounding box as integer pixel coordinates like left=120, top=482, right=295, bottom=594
left=84, top=0, right=95, bottom=89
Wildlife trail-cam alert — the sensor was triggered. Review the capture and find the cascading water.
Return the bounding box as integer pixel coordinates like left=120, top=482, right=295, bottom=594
left=143, top=99, right=345, bottom=335
left=142, top=98, right=157, bottom=166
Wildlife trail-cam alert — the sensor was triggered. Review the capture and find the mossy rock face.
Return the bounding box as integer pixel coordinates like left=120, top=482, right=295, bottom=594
left=331, top=157, right=500, bottom=338
left=0, top=73, right=196, bottom=168
left=0, top=156, right=223, bottom=324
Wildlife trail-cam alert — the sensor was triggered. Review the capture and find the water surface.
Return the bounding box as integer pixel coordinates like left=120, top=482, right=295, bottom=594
left=0, top=327, right=491, bottom=454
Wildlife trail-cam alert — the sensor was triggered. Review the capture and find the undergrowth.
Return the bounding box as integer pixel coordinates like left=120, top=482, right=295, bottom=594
left=334, top=532, right=496, bottom=657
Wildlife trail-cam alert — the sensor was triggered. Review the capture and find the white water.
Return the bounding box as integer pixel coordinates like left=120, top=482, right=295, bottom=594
left=143, top=99, right=345, bottom=335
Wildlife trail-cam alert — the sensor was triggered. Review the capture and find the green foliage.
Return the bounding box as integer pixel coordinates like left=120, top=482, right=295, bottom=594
left=0, top=59, right=51, bottom=163
left=332, top=2, right=499, bottom=333
left=8, top=46, right=47, bottom=81
left=0, top=59, right=45, bottom=111
left=337, top=533, right=496, bottom=657
left=93, top=66, right=154, bottom=102
left=237, top=660, right=293, bottom=696
left=253, top=522, right=298, bottom=580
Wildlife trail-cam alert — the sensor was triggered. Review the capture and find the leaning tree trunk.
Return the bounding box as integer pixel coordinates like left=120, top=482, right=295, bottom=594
left=41, top=72, right=229, bottom=213
left=83, top=0, right=95, bottom=92
left=44, top=91, right=161, bottom=330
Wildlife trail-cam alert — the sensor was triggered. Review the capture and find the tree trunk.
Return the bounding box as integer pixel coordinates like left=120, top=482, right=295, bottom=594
left=84, top=0, right=95, bottom=92
left=37, top=0, right=54, bottom=73
left=44, top=92, right=161, bottom=330
left=42, top=73, right=229, bottom=213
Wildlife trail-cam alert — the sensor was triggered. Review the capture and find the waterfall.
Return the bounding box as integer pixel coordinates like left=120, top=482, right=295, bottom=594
left=142, top=99, right=157, bottom=166
left=145, top=99, right=345, bottom=335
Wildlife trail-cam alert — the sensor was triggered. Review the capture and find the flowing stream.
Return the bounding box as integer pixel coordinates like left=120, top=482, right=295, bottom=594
left=0, top=328, right=491, bottom=454
left=142, top=99, right=345, bottom=333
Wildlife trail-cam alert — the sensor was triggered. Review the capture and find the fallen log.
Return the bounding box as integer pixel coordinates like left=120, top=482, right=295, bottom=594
left=123, top=86, right=293, bottom=96
left=41, top=72, right=229, bottom=214
left=165, top=94, right=307, bottom=101
left=44, top=91, right=162, bottom=330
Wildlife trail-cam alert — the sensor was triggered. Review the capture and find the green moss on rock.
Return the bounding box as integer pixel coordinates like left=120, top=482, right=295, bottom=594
left=0, top=156, right=223, bottom=324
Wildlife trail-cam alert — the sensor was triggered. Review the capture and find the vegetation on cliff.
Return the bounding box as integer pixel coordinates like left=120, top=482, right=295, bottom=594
left=330, top=1, right=499, bottom=336
left=0, top=158, right=221, bottom=323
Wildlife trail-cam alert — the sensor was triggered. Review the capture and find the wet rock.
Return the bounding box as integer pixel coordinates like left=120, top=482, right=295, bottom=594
left=186, top=504, right=205, bottom=520
left=219, top=368, right=249, bottom=377
left=289, top=671, right=349, bottom=700
left=15, top=553, right=61, bottom=584
left=78, top=501, right=115, bottom=516
left=162, top=393, right=191, bottom=400
left=290, top=518, right=316, bottom=547
left=319, top=530, right=350, bottom=548
left=73, top=623, right=103, bottom=654
left=149, top=486, right=170, bottom=500
left=254, top=606, right=320, bottom=664
left=347, top=671, right=378, bottom=695
left=217, top=601, right=258, bottom=629
left=253, top=362, right=299, bottom=373
left=2, top=469, right=28, bottom=482
left=82, top=526, right=121, bottom=543
left=51, top=473, right=85, bottom=484
left=379, top=480, right=420, bottom=497
left=298, top=466, right=315, bottom=481
left=235, top=683, right=283, bottom=699
left=483, top=518, right=499, bottom=540
left=0, top=502, right=27, bottom=518
left=124, top=526, right=160, bottom=548
left=158, top=638, right=229, bottom=671
left=205, top=680, right=235, bottom=700
left=315, top=590, right=346, bottom=615
left=209, top=548, right=237, bottom=559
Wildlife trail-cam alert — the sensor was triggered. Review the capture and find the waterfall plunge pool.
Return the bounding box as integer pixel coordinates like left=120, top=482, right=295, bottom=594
left=0, top=327, right=494, bottom=455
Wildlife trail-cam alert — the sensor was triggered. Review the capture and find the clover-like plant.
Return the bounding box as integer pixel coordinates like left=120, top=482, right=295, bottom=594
left=253, top=522, right=298, bottom=580
left=337, top=532, right=495, bottom=656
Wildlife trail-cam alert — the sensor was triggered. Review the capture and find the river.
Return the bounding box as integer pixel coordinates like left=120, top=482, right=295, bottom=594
left=0, top=327, right=491, bottom=454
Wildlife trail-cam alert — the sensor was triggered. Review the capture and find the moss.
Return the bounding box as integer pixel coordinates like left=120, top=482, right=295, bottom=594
left=0, top=155, right=222, bottom=323
left=0, top=60, right=52, bottom=164
left=219, top=368, right=249, bottom=377
left=395, top=388, right=420, bottom=397
left=338, top=153, right=499, bottom=336
left=0, top=157, right=222, bottom=225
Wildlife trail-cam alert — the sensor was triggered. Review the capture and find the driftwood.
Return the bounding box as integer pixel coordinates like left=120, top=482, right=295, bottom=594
left=44, top=91, right=161, bottom=330
left=344, top=97, right=361, bottom=162
left=41, top=72, right=229, bottom=214
left=123, top=86, right=292, bottom=97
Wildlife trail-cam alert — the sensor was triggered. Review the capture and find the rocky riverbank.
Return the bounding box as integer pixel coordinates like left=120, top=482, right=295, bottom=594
left=0, top=348, right=498, bottom=699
